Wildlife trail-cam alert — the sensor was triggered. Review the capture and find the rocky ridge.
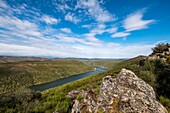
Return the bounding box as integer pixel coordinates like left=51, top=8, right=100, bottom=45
left=67, top=68, right=168, bottom=113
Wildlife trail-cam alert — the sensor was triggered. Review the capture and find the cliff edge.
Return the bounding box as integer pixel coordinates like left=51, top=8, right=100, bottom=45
left=68, top=69, right=168, bottom=113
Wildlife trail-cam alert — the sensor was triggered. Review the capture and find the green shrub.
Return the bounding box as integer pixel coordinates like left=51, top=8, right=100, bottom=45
left=0, top=88, right=41, bottom=113
left=160, top=96, right=170, bottom=111
left=76, top=94, right=83, bottom=101
left=143, top=60, right=155, bottom=72
left=166, top=55, right=170, bottom=63
left=139, top=70, right=156, bottom=88
left=152, top=43, right=169, bottom=54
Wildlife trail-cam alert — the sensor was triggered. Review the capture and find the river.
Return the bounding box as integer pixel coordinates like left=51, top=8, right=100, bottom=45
left=30, top=67, right=108, bottom=91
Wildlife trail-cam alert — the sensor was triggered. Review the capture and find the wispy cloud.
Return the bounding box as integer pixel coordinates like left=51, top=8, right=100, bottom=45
left=123, top=10, right=155, bottom=31
left=65, top=12, right=80, bottom=24
left=112, top=32, right=130, bottom=38
left=60, top=28, right=72, bottom=33
left=41, top=15, right=60, bottom=24
left=0, top=0, right=9, bottom=9
left=81, top=24, right=92, bottom=29
left=84, top=33, right=100, bottom=42
left=52, top=0, right=72, bottom=14
left=89, top=23, right=117, bottom=35
left=76, top=0, right=116, bottom=23
left=0, top=15, right=42, bottom=38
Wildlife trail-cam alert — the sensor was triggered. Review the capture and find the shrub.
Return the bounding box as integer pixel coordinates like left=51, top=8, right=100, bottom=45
left=160, top=96, right=170, bottom=111
left=143, top=60, right=155, bottom=73
left=139, top=70, right=156, bottom=88
left=0, top=88, right=41, bottom=113
left=152, top=43, right=169, bottom=54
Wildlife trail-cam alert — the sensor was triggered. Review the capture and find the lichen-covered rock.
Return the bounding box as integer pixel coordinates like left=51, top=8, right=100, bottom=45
left=68, top=69, right=168, bottom=113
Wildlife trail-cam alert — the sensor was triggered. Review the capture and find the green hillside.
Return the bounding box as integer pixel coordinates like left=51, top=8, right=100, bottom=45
left=82, top=59, right=121, bottom=68
left=0, top=59, right=93, bottom=94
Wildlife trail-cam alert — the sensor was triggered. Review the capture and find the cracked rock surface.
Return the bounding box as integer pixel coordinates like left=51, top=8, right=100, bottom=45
left=68, top=69, right=168, bottom=113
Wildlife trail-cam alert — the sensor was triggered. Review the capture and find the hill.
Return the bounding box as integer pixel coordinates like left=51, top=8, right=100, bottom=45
left=0, top=56, right=120, bottom=94
left=0, top=56, right=47, bottom=63
left=0, top=58, right=94, bottom=94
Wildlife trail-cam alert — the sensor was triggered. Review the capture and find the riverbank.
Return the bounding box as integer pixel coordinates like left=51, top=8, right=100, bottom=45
left=30, top=67, right=108, bottom=91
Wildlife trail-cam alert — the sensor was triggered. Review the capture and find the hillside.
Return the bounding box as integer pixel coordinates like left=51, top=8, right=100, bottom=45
left=82, top=59, right=121, bottom=68
left=0, top=58, right=94, bottom=94
left=0, top=57, right=120, bottom=94
left=0, top=56, right=47, bottom=63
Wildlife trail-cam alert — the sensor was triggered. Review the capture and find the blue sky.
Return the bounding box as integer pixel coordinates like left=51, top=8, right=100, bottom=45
left=0, top=0, right=170, bottom=58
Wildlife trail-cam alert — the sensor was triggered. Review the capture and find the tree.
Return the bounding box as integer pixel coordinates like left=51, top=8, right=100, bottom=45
left=152, top=43, right=169, bottom=54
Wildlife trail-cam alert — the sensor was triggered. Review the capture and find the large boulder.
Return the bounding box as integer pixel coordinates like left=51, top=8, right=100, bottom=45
left=68, top=69, right=168, bottom=113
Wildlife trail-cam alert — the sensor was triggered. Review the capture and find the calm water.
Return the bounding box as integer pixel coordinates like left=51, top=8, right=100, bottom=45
left=30, top=67, right=108, bottom=91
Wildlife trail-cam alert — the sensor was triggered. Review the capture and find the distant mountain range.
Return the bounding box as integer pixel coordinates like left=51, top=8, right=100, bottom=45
left=0, top=56, right=47, bottom=63
left=0, top=56, right=127, bottom=63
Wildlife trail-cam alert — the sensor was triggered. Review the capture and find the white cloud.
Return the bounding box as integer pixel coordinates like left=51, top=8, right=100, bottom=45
left=123, top=10, right=155, bottom=31
left=84, top=33, right=100, bottom=42
left=65, top=12, right=80, bottom=24
left=41, top=15, right=60, bottom=24
left=52, top=0, right=72, bottom=14
left=98, top=24, right=106, bottom=29
left=76, top=0, right=116, bottom=23
left=105, top=27, right=118, bottom=33
left=81, top=24, right=92, bottom=28
left=55, top=3, right=71, bottom=13
left=0, top=15, right=42, bottom=37
left=0, top=43, right=75, bottom=57
left=0, top=42, right=154, bottom=58
left=60, top=28, right=72, bottom=33
left=0, top=0, right=9, bottom=9
left=112, top=32, right=130, bottom=38
left=90, top=23, right=117, bottom=35
left=55, top=33, right=102, bottom=47
left=107, top=42, right=121, bottom=47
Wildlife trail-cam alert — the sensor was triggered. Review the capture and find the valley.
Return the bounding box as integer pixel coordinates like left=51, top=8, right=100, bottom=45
left=0, top=57, right=119, bottom=94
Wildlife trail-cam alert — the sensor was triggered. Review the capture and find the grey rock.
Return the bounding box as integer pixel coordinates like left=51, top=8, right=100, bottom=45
left=68, top=69, right=168, bottom=113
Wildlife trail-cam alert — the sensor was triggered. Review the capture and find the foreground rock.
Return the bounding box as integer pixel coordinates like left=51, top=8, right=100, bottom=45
left=68, top=69, right=168, bottom=113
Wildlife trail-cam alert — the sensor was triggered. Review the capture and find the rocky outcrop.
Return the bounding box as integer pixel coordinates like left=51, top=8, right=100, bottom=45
left=68, top=69, right=168, bottom=113
left=148, top=44, right=170, bottom=61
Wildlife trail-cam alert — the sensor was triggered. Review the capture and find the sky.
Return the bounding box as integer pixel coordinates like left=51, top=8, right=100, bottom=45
left=0, top=0, right=170, bottom=58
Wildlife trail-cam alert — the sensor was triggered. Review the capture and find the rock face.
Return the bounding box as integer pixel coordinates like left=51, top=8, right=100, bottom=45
left=68, top=69, right=168, bottom=113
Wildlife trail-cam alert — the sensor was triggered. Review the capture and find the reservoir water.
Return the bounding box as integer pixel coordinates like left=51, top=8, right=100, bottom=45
left=30, top=67, right=108, bottom=91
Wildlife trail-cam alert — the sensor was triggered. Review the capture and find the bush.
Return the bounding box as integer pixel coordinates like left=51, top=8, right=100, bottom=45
left=0, top=88, right=41, bottom=113
left=166, top=55, right=170, bottom=63
left=34, top=92, right=72, bottom=113
left=160, top=96, right=170, bottom=111
left=152, top=43, right=169, bottom=54
left=143, top=60, right=155, bottom=73
left=139, top=70, right=156, bottom=88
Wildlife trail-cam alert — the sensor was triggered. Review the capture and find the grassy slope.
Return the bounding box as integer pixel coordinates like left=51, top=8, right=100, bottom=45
left=0, top=59, right=93, bottom=94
